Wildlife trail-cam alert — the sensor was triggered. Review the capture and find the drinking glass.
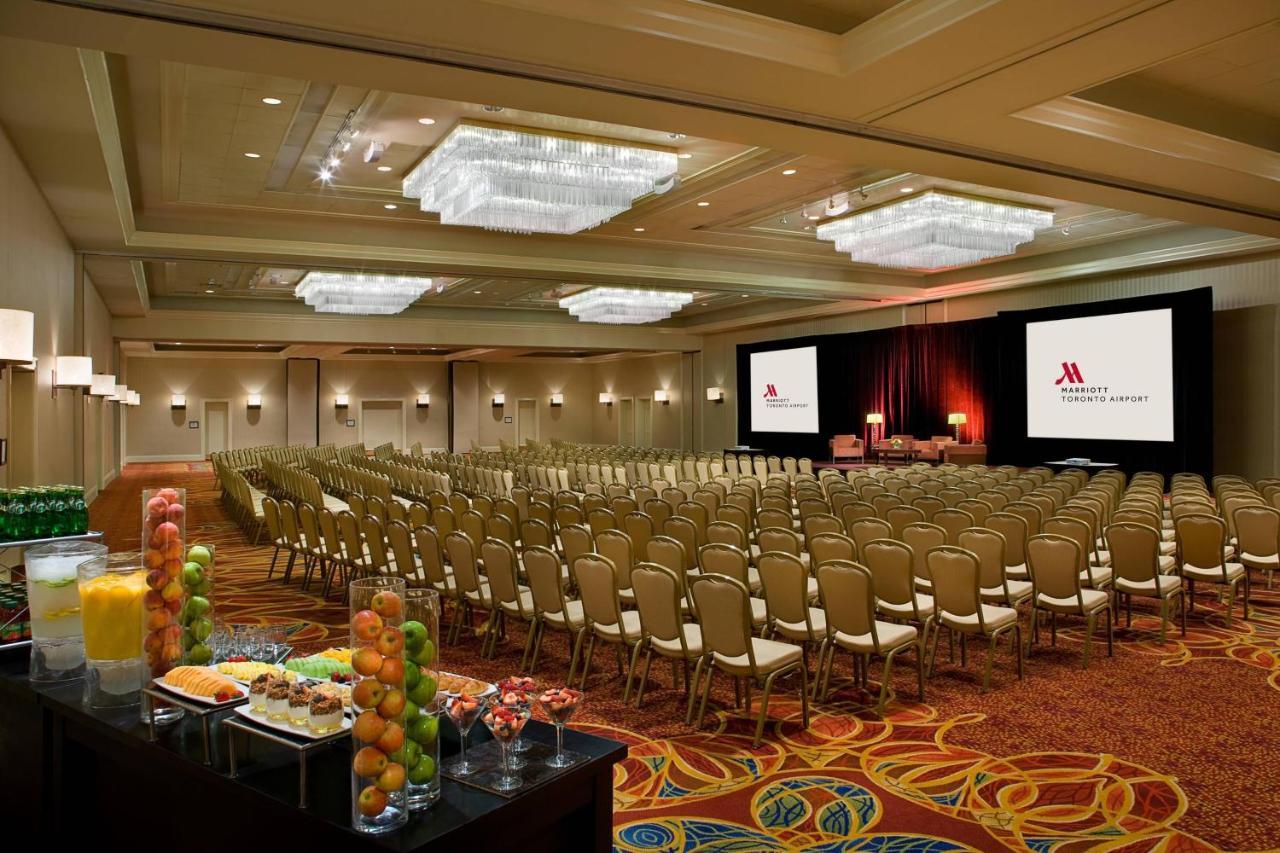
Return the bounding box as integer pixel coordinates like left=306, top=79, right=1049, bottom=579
left=536, top=686, right=584, bottom=768
left=445, top=693, right=484, bottom=776
left=482, top=693, right=531, bottom=792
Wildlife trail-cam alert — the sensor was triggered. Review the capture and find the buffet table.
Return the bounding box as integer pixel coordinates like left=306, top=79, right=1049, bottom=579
left=0, top=658, right=626, bottom=850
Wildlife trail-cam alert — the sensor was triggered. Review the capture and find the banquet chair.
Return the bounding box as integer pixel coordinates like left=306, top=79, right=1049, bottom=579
left=985, top=512, right=1030, bottom=580
left=886, top=505, right=926, bottom=539
left=861, top=539, right=935, bottom=664
left=385, top=519, right=425, bottom=588
left=933, top=508, right=975, bottom=545
left=316, top=508, right=348, bottom=598
left=957, top=499, right=992, bottom=526
left=757, top=552, right=825, bottom=690
left=902, top=522, right=947, bottom=593
left=262, top=497, right=287, bottom=581
left=959, top=527, right=1032, bottom=608
left=412, top=525, right=457, bottom=602
left=1233, top=505, right=1280, bottom=589
left=572, top=553, right=642, bottom=694
left=480, top=538, right=535, bottom=660
left=1104, top=522, right=1184, bottom=642
left=808, top=532, right=857, bottom=569
left=523, top=545, right=586, bottom=679
left=1176, top=514, right=1249, bottom=623
left=1042, top=516, right=1112, bottom=591
left=629, top=563, right=703, bottom=715
left=278, top=500, right=305, bottom=585
left=756, top=527, right=814, bottom=585
left=802, top=513, right=843, bottom=542
left=925, top=545, right=1023, bottom=691
left=911, top=496, right=945, bottom=522
left=689, top=573, right=810, bottom=747
left=816, top=561, right=922, bottom=711
left=444, top=531, right=488, bottom=645
left=596, top=528, right=638, bottom=604
left=697, top=543, right=767, bottom=628
left=1026, top=534, right=1113, bottom=668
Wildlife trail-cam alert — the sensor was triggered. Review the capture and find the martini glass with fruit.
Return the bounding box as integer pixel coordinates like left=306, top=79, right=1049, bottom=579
left=481, top=693, right=531, bottom=792
left=445, top=692, right=484, bottom=776
left=536, top=686, right=583, bottom=768
left=497, top=676, right=536, bottom=767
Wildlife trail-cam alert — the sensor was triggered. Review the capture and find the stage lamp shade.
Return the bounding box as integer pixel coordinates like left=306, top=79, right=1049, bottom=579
left=0, top=309, right=34, bottom=366
left=549, top=393, right=563, bottom=407
left=89, top=374, right=116, bottom=397
left=947, top=413, right=967, bottom=425
left=171, top=394, right=187, bottom=409
left=417, top=393, right=430, bottom=408
left=54, top=356, right=93, bottom=388
left=247, top=394, right=263, bottom=409
left=705, top=386, right=724, bottom=402
left=598, top=393, right=612, bottom=406
left=653, top=389, right=669, bottom=404
left=865, top=413, right=884, bottom=425
left=127, top=391, right=140, bottom=406
left=335, top=394, right=349, bottom=408
left=492, top=393, right=505, bottom=406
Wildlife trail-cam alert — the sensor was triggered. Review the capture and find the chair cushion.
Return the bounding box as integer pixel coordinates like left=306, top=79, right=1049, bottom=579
left=1241, top=551, right=1279, bottom=568
left=774, top=608, right=826, bottom=641
left=749, top=597, right=768, bottom=626
left=1159, top=540, right=1176, bottom=555
left=498, top=587, right=534, bottom=617
left=877, top=593, right=936, bottom=620
left=1037, top=587, right=1109, bottom=614
left=431, top=575, right=457, bottom=594
left=464, top=580, right=493, bottom=607
left=981, top=579, right=1033, bottom=604
left=594, top=609, right=643, bottom=642
left=1181, top=562, right=1245, bottom=582
left=941, top=604, right=1018, bottom=633
left=1115, top=573, right=1181, bottom=596
left=713, top=637, right=803, bottom=673
left=1004, top=562, right=1029, bottom=580
left=830, top=621, right=917, bottom=654
left=1157, top=554, right=1176, bottom=573
left=1094, top=549, right=1112, bottom=567
left=651, top=624, right=703, bottom=657
left=544, top=599, right=586, bottom=630
left=1080, top=566, right=1113, bottom=588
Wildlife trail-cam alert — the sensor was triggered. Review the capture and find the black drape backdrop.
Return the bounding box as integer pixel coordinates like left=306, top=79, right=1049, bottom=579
left=736, top=318, right=1000, bottom=462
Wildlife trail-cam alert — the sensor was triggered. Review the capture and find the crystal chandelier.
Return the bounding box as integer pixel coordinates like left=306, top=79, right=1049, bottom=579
left=402, top=122, right=678, bottom=235
left=815, top=190, right=1053, bottom=270
left=559, top=287, right=693, bottom=325
left=295, top=272, right=432, bottom=315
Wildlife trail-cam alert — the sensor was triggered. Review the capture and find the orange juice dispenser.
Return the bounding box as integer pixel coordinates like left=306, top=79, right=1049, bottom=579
left=78, top=551, right=147, bottom=708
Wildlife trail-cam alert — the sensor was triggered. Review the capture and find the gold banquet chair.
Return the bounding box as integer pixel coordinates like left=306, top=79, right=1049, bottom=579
left=926, top=545, right=1023, bottom=691
left=1105, top=521, right=1185, bottom=643
left=1026, top=534, right=1113, bottom=669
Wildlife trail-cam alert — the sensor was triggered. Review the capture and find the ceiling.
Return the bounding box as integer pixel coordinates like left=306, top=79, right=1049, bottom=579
left=0, top=0, right=1276, bottom=354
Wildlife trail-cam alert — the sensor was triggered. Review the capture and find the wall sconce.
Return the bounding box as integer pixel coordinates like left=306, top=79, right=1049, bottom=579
left=416, top=394, right=430, bottom=409
left=53, top=356, right=93, bottom=394
left=654, top=389, right=670, bottom=405
left=127, top=391, right=140, bottom=406
left=549, top=393, right=564, bottom=407
left=598, top=393, right=613, bottom=406
left=112, top=384, right=129, bottom=403
left=171, top=394, right=187, bottom=410
left=247, top=394, right=263, bottom=410
left=705, top=386, right=724, bottom=403
left=89, top=374, right=116, bottom=398
left=492, top=393, right=505, bottom=407
left=947, top=412, right=967, bottom=443
left=335, top=394, right=349, bottom=409
left=0, top=309, right=34, bottom=372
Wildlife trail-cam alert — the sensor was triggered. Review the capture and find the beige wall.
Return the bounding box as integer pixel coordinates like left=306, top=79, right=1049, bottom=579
left=478, top=361, right=595, bottom=448
left=319, top=360, right=448, bottom=451
left=123, top=356, right=289, bottom=460
left=699, top=253, right=1280, bottom=476
left=82, top=276, right=116, bottom=498
left=1213, top=305, right=1279, bottom=481
left=0, top=122, right=107, bottom=491
left=592, top=353, right=685, bottom=449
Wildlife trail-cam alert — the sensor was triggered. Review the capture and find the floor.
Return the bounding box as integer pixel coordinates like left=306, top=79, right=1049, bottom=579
left=92, top=463, right=1280, bottom=852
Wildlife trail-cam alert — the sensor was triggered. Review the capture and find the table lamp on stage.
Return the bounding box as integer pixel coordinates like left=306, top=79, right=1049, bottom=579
left=948, top=412, right=967, bottom=443
left=866, top=412, right=883, bottom=446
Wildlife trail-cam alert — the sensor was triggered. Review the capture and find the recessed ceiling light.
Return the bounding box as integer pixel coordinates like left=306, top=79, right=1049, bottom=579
left=696, top=201, right=710, bottom=207
left=244, top=152, right=261, bottom=159
left=318, top=169, right=333, bottom=182
left=417, top=117, right=436, bottom=125
left=384, top=204, right=398, bottom=210
left=900, top=186, right=914, bottom=193
left=677, top=153, right=692, bottom=159
left=376, top=165, right=392, bottom=172
left=204, top=289, right=215, bottom=294
left=740, top=294, right=750, bottom=297
left=633, top=227, right=645, bottom=232
left=328, top=157, right=341, bottom=168
left=483, top=105, right=504, bottom=113
left=781, top=168, right=797, bottom=176
left=806, top=214, right=820, bottom=220
left=473, top=290, right=482, bottom=295
left=261, top=97, right=283, bottom=105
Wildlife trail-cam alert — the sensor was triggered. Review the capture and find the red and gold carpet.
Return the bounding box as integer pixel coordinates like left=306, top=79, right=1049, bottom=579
left=93, top=464, right=1280, bottom=852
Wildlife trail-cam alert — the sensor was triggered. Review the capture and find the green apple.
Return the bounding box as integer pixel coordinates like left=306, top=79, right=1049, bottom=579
left=407, top=713, right=438, bottom=746
left=187, top=643, right=213, bottom=665
left=190, top=616, right=213, bottom=642
left=186, top=545, right=212, bottom=567
left=407, top=638, right=436, bottom=668
left=194, top=579, right=212, bottom=596
left=403, top=661, right=421, bottom=691
left=401, top=698, right=419, bottom=723
left=401, top=620, right=428, bottom=652
left=188, top=595, right=211, bottom=617
left=407, top=755, right=436, bottom=785
left=181, top=563, right=204, bottom=589
left=181, top=627, right=196, bottom=650
left=402, top=737, right=421, bottom=769
left=407, top=675, right=436, bottom=708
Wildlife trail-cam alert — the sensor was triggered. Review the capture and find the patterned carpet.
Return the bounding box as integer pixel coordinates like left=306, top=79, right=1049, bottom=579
left=92, top=464, right=1280, bottom=852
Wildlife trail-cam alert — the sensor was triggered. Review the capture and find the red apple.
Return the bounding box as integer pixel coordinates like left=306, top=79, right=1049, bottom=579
left=146, top=609, right=172, bottom=631
left=166, top=503, right=185, bottom=524
left=376, top=656, right=404, bottom=688
left=374, top=626, right=404, bottom=657
left=375, top=721, right=404, bottom=754
left=157, top=488, right=180, bottom=505
left=352, top=710, right=387, bottom=743
left=147, top=496, right=168, bottom=519
left=375, top=762, right=405, bottom=793
left=154, top=521, right=180, bottom=543
left=371, top=590, right=402, bottom=619
left=356, top=785, right=387, bottom=818
left=144, top=549, right=165, bottom=571
left=352, top=609, right=383, bottom=642
left=352, top=746, right=388, bottom=778
left=163, top=540, right=185, bottom=561
left=352, top=646, right=384, bottom=677
left=377, top=688, right=406, bottom=720
left=352, top=678, right=386, bottom=711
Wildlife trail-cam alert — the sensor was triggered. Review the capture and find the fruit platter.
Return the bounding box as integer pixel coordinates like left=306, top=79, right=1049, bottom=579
left=154, top=664, right=246, bottom=706
left=285, top=651, right=356, bottom=681
left=215, top=660, right=299, bottom=684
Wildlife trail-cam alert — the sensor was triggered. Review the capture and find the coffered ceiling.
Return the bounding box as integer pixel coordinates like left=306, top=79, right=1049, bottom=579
left=0, top=0, right=1276, bottom=354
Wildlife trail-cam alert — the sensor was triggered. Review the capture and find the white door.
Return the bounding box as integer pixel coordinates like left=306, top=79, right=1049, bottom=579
left=619, top=397, right=635, bottom=446
left=517, top=399, right=538, bottom=446
left=204, top=402, right=229, bottom=456
left=636, top=398, right=652, bottom=446
left=362, top=400, right=404, bottom=450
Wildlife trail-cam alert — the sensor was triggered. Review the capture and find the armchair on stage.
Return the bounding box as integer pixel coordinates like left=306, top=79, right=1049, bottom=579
left=829, top=434, right=864, bottom=461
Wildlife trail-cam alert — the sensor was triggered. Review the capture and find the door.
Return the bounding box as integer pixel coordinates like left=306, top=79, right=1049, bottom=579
left=636, top=398, right=652, bottom=447
left=362, top=400, right=404, bottom=451
left=619, top=397, right=635, bottom=446
left=7, top=369, right=36, bottom=485
left=517, top=399, right=538, bottom=446
left=204, top=401, right=229, bottom=456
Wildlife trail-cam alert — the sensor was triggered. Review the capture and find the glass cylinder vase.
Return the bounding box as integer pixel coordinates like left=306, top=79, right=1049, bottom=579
left=178, top=542, right=215, bottom=666
left=140, top=487, right=187, bottom=725
left=349, top=576, right=409, bottom=835
left=403, top=588, right=441, bottom=811
left=79, top=551, right=147, bottom=709
left=25, top=540, right=107, bottom=682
